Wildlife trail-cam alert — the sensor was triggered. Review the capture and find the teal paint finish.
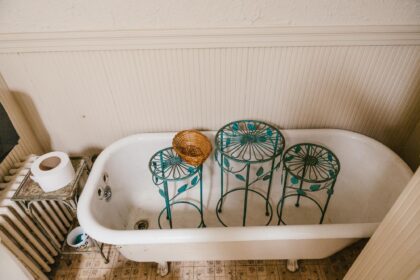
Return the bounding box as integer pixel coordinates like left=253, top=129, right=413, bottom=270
left=149, top=147, right=206, bottom=229
left=215, top=120, right=285, bottom=227
left=277, top=143, right=340, bottom=225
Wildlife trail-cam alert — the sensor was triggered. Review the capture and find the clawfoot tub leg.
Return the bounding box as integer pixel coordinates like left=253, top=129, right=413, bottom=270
left=286, top=259, right=299, bottom=272
left=156, top=261, right=169, bottom=277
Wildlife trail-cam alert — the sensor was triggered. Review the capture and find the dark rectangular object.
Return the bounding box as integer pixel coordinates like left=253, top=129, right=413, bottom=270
left=0, top=102, right=19, bottom=162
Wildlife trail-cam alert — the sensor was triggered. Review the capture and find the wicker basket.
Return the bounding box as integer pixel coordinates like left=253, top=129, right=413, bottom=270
left=172, top=130, right=212, bottom=166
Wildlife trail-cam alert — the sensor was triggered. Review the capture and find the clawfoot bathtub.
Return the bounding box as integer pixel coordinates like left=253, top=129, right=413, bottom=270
left=78, top=129, right=412, bottom=275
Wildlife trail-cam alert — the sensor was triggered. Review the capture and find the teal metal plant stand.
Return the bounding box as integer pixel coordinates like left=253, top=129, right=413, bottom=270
left=215, top=120, right=285, bottom=227
left=149, top=147, right=205, bottom=229
left=277, top=143, right=340, bottom=225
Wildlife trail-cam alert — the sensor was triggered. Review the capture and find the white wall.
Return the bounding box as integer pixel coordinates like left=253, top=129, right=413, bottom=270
left=345, top=169, right=420, bottom=279
left=0, top=0, right=419, bottom=33
left=0, top=1, right=419, bottom=167
left=0, top=39, right=419, bottom=156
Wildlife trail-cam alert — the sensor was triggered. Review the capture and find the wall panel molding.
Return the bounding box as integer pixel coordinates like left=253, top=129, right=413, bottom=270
left=0, top=25, right=419, bottom=53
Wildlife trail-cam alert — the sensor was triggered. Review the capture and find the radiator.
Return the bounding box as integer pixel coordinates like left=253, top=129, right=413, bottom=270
left=0, top=155, right=74, bottom=280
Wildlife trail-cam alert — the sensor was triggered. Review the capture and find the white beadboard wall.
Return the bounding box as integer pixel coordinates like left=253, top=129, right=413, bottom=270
left=0, top=26, right=419, bottom=158
left=345, top=169, right=420, bottom=279
left=0, top=75, right=43, bottom=178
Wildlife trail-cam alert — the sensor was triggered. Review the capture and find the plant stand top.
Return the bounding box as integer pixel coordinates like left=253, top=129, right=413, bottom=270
left=149, top=147, right=200, bottom=182
left=215, top=120, right=285, bottom=164
left=283, top=143, right=340, bottom=184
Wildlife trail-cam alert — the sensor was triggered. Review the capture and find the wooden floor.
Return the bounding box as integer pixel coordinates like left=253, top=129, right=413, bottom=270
left=50, top=239, right=367, bottom=280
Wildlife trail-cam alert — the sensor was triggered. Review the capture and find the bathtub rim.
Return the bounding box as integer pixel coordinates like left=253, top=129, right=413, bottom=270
left=81, top=222, right=379, bottom=245
left=77, top=128, right=413, bottom=245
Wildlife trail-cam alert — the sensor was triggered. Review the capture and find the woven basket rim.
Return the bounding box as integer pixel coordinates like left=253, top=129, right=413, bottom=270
left=172, top=130, right=212, bottom=166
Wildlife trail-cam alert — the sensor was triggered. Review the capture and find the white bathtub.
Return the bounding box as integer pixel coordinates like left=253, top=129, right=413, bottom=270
left=77, top=129, right=412, bottom=270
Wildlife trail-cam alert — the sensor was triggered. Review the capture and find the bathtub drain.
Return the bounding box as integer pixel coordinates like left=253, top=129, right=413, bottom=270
left=134, top=219, right=149, bottom=230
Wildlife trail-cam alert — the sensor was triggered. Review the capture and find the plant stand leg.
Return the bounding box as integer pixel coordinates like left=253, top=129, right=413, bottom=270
left=242, top=164, right=251, bottom=227
left=93, top=240, right=109, bottom=264
left=163, top=182, right=172, bottom=228
left=265, top=164, right=275, bottom=216
left=295, top=160, right=308, bottom=207
left=266, top=134, right=279, bottom=215
left=219, top=153, right=224, bottom=213
left=199, top=165, right=206, bottom=227
left=277, top=171, right=288, bottom=225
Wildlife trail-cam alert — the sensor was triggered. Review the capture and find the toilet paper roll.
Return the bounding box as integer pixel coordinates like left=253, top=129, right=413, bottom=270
left=30, top=152, right=75, bottom=192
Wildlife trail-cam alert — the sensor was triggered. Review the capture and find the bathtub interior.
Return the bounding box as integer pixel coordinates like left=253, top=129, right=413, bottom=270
left=88, top=130, right=412, bottom=231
